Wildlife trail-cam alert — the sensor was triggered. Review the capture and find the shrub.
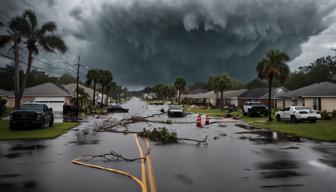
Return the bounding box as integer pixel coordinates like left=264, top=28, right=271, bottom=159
left=332, top=110, right=336, bottom=118
left=320, top=110, right=332, bottom=120
left=0, top=98, right=7, bottom=117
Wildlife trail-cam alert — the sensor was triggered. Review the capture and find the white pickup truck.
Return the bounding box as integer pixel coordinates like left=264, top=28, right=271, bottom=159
left=242, top=101, right=268, bottom=117
left=275, top=106, right=321, bottom=123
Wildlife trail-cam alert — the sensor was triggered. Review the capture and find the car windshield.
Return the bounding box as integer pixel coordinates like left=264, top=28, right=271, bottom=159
left=295, top=106, right=311, bottom=110
left=170, top=106, right=183, bottom=110
left=249, top=102, right=261, bottom=106
left=19, top=104, right=43, bottom=111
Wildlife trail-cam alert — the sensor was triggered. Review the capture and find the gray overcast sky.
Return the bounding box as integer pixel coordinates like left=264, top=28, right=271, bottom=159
left=1, top=0, right=336, bottom=89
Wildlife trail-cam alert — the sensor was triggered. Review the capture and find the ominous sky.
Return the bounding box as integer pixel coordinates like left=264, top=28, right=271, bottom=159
left=1, top=0, right=336, bottom=89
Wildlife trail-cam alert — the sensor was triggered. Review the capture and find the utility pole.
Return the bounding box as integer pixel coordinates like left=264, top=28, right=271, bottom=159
left=75, top=56, right=80, bottom=119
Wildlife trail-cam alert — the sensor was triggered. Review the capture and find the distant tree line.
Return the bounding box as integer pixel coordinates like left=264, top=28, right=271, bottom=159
left=0, top=65, right=76, bottom=90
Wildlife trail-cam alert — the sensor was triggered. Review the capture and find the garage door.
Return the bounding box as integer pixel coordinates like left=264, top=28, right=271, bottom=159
left=35, top=97, right=65, bottom=112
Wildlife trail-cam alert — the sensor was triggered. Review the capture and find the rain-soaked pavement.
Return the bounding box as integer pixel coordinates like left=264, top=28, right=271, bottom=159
left=1, top=98, right=336, bottom=192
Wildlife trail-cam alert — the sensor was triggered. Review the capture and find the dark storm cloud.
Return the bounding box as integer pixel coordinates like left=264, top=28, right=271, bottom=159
left=1, top=0, right=336, bottom=87
left=72, top=0, right=336, bottom=86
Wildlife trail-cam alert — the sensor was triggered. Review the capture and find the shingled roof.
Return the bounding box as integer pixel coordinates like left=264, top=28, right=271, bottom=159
left=287, top=81, right=336, bottom=98
left=21, top=83, right=71, bottom=97
left=0, top=89, right=12, bottom=97
left=238, top=87, right=289, bottom=99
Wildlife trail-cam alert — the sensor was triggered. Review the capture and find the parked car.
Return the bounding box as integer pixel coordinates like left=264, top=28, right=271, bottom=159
left=275, top=106, right=321, bottom=123
left=167, top=105, right=185, bottom=117
left=10, top=103, right=54, bottom=130
left=107, top=105, right=129, bottom=113
left=242, top=101, right=268, bottom=117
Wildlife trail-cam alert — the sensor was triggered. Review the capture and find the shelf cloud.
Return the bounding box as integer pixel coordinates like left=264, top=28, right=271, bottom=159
left=1, top=0, right=336, bottom=86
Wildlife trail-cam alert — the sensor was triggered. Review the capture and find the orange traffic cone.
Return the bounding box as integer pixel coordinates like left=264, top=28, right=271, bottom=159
left=196, top=114, right=202, bottom=128
left=205, top=115, right=209, bottom=125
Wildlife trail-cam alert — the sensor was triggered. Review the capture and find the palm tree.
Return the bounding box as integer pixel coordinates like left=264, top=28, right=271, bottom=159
left=256, top=49, right=290, bottom=121
left=208, top=75, right=220, bottom=108
left=218, top=74, right=232, bottom=110
left=98, top=70, right=112, bottom=104
left=174, top=77, right=187, bottom=105
left=18, top=9, right=67, bottom=106
left=86, top=69, right=99, bottom=106
left=0, top=16, right=27, bottom=108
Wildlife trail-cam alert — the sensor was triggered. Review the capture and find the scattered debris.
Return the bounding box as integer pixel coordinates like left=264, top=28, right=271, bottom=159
left=281, top=145, right=300, bottom=150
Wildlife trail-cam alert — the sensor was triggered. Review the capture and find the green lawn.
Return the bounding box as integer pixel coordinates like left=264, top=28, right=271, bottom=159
left=241, top=116, right=336, bottom=142
left=186, top=107, right=226, bottom=117
left=0, top=120, right=79, bottom=140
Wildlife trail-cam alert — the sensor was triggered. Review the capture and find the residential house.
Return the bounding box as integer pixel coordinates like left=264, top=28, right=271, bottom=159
left=222, top=89, right=247, bottom=107
left=238, top=87, right=289, bottom=108
left=4, top=83, right=71, bottom=111
left=285, top=81, right=336, bottom=112
left=62, top=83, right=103, bottom=106
left=0, top=89, right=12, bottom=106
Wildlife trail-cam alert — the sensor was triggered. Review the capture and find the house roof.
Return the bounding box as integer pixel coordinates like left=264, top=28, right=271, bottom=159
left=181, top=89, right=247, bottom=99
left=222, top=89, right=247, bottom=98
left=0, top=89, right=12, bottom=97
left=182, top=91, right=216, bottom=99
left=239, top=87, right=289, bottom=99
left=62, top=83, right=102, bottom=100
left=287, top=81, right=336, bottom=98
left=21, top=83, right=71, bottom=97
left=259, top=87, right=289, bottom=99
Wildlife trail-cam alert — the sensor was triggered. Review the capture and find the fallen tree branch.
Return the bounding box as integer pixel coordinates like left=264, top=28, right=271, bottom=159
left=178, top=136, right=208, bottom=146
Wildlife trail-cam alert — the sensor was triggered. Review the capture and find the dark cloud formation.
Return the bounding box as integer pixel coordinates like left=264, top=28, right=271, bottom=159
left=1, top=0, right=336, bottom=88
left=71, top=0, right=336, bottom=86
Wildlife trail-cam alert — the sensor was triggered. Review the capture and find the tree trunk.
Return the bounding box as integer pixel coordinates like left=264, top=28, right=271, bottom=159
left=106, top=87, right=109, bottom=105
left=92, top=80, right=96, bottom=106
left=268, top=78, right=273, bottom=121
left=101, top=85, right=104, bottom=104
left=215, top=91, right=219, bottom=108
left=220, top=90, right=224, bottom=111
left=13, top=43, right=20, bottom=108
left=178, top=90, right=181, bottom=105
left=18, top=49, right=33, bottom=106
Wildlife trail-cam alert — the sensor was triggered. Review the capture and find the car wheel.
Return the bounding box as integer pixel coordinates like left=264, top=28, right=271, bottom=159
left=290, top=115, right=297, bottom=123
left=9, top=123, right=16, bottom=130
left=41, top=119, right=45, bottom=129
left=49, top=118, right=54, bottom=127
left=276, top=115, right=281, bottom=121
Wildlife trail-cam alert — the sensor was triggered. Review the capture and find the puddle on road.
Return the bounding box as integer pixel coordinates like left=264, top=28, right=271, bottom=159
left=260, top=170, right=304, bottom=178
left=257, top=160, right=298, bottom=170
left=256, top=159, right=305, bottom=180
left=10, top=144, right=46, bottom=151
left=235, top=124, right=303, bottom=144
left=311, top=145, right=336, bottom=168
left=0, top=174, right=21, bottom=178
left=175, top=173, right=193, bottom=185
left=2, top=152, right=23, bottom=159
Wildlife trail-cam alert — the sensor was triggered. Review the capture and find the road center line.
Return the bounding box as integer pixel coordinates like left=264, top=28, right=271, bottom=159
left=134, top=134, right=147, bottom=192
left=145, top=139, right=157, bottom=192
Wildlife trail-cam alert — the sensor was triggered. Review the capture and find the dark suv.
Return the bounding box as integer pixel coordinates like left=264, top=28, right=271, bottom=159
left=10, top=103, right=54, bottom=130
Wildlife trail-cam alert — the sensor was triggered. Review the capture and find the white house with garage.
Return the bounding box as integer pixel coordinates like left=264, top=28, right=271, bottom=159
left=5, top=82, right=71, bottom=112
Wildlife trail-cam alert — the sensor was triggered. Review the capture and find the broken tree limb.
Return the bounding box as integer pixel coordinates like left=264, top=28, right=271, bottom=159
left=178, top=136, right=208, bottom=146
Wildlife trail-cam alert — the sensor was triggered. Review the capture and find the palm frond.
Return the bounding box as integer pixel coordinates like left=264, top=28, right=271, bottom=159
left=0, top=35, right=11, bottom=48
left=23, top=9, right=37, bottom=29
left=39, top=21, right=56, bottom=34
left=39, top=35, right=67, bottom=53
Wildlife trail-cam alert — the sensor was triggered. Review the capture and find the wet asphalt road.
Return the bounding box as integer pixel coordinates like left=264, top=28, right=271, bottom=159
left=1, top=98, right=336, bottom=192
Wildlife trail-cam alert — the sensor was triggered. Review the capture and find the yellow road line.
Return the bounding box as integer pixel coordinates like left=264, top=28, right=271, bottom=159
left=134, top=134, right=147, bottom=192
left=72, top=158, right=145, bottom=191
left=145, top=139, right=157, bottom=192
